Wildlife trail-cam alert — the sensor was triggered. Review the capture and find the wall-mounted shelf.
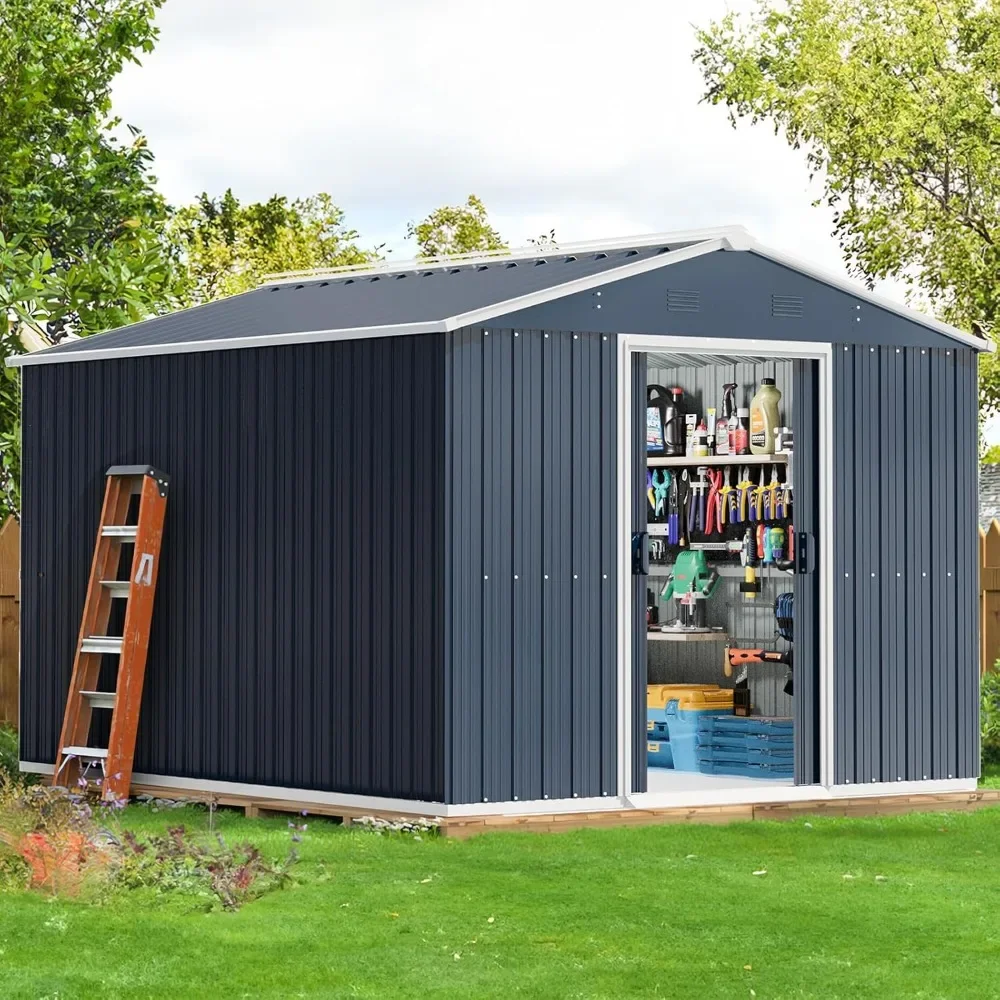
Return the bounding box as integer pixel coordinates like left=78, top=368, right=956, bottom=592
left=647, top=454, right=788, bottom=468
left=647, top=630, right=729, bottom=643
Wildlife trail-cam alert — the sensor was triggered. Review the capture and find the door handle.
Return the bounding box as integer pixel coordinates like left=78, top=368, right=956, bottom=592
left=795, top=531, right=816, bottom=575
left=632, top=532, right=649, bottom=575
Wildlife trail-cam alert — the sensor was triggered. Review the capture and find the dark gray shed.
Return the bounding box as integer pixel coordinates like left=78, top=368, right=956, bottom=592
left=9, top=226, right=988, bottom=816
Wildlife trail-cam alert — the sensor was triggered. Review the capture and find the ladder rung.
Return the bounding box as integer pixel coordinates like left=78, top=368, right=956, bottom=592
left=102, top=525, right=137, bottom=539
left=61, top=746, right=109, bottom=759
left=81, top=636, right=123, bottom=654
left=100, top=580, right=131, bottom=597
left=80, top=690, right=117, bottom=709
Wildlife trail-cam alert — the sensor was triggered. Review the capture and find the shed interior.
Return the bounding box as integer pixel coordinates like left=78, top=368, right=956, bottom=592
left=643, top=351, right=798, bottom=793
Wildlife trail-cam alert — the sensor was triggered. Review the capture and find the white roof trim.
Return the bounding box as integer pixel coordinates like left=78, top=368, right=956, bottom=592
left=260, top=225, right=753, bottom=285
left=747, top=240, right=994, bottom=353
left=7, top=228, right=990, bottom=367
left=7, top=239, right=729, bottom=368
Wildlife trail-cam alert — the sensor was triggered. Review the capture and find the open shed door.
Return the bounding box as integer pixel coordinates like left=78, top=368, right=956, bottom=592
left=793, top=359, right=821, bottom=785
left=630, top=352, right=648, bottom=793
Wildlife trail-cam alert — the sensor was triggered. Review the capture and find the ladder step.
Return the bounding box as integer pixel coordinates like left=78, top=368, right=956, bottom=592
left=61, top=746, right=109, bottom=760
left=81, top=636, right=123, bottom=654
left=80, top=690, right=117, bottom=709
left=100, top=580, right=131, bottom=597
left=102, top=525, right=137, bottom=539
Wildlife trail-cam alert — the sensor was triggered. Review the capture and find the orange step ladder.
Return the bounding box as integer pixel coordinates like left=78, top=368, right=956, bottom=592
left=53, top=466, right=169, bottom=801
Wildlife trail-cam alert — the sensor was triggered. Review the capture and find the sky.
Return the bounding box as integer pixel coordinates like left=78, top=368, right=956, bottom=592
left=112, top=0, right=855, bottom=270
left=110, top=1, right=1000, bottom=434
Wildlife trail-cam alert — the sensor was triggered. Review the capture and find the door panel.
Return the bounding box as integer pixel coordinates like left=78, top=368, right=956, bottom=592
left=792, top=359, right=821, bottom=784
left=631, top=352, right=648, bottom=793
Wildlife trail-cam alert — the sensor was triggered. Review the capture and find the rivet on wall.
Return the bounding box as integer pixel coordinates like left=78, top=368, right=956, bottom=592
left=574, top=334, right=579, bottom=339
left=514, top=331, right=519, bottom=338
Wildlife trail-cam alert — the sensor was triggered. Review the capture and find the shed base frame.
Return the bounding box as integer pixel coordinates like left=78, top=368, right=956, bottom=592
left=19, top=762, right=985, bottom=836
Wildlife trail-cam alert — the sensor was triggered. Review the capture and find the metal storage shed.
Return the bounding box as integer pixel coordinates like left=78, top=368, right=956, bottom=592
left=9, top=225, right=990, bottom=822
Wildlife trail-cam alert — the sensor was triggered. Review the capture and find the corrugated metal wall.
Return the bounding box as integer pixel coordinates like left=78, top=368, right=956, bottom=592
left=20, top=336, right=447, bottom=800
left=833, top=345, right=979, bottom=783
left=444, top=328, right=618, bottom=804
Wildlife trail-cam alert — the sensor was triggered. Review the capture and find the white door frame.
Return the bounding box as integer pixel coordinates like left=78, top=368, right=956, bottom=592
left=616, top=335, right=835, bottom=801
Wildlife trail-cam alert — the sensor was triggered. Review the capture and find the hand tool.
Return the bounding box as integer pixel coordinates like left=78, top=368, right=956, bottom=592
left=686, top=469, right=699, bottom=540
left=737, top=465, right=752, bottom=523
left=667, top=474, right=679, bottom=546
left=750, top=467, right=766, bottom=521
left=765, top=464, right=780, bottom=521
left=647, top=469, right=656, bottom=517
left=724, top=647, right=791, bottom=678
left=718, top=467, right=733, bottom=527
left=677, top=469, right=691, bottom=547
left=653, top=469, right=670, bottom=520
left=740, top=526, right=759, bottom=597
left=690, top=467, right=709, bottom=535
left=705, top=468, right=723, bottom=535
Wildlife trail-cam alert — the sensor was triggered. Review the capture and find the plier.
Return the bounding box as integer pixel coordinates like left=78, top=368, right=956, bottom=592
left=750, top=468, right=766, bottom=521
left=737, top=465, right=752, bottom=523
left=667, top=474, right=680, bottom=546
left=653, top=470, right=670, bottom=520
left=765, top=465, right=781, bottom=520
left=705, top=468, right=723, bottom=535
left=718, top=467, right=733, bottom=527
left=677, top=469, right=691, bottom=547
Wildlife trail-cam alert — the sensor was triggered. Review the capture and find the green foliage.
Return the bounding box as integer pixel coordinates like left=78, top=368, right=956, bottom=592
left=981, top=667, right=1000, bottom=764
left=694, top=0, right=1000, bottom=409
left=0, top=0, right=177, bottom=519
left=166, top=189, right=377, bottom=306
left=983, top=443, right=1000, bottom=464
left=0, top=724, right=18, bottom=781
left=118, top=825, right=298, bottom=910
left=406, top=194, right=507, bottom=258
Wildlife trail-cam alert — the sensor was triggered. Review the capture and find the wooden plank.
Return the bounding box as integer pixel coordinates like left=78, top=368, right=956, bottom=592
left=0, top=596, right=19, bottom=726
left=982, top=521, right=1000, bottom=674
left=0, top=517, right=20, bottom=600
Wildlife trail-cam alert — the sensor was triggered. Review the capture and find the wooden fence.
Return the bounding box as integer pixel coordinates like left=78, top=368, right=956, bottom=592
left=982, top=520, right=1000, bottom=676
left=0, top=516, right=17, bottom=726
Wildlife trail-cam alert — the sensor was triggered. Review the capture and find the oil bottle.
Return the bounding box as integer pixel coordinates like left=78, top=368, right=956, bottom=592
left=749, top=378, right=782, bottom=455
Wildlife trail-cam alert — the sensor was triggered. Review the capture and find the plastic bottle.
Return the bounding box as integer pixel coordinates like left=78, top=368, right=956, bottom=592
left=749, top=378, right=782, bottom=455
left=717, top=384, right=737, bottom=455
left=692, top=422, right=709, bottom=458
left=733, top=408, right=750, bottom=455
left=663, top=387, right=685, bottom=456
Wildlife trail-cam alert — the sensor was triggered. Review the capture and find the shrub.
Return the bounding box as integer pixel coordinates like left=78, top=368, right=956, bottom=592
left=118, top=825, right=297, bottom=910
left=0, top=725, right=17, bottom=780
left=0, top=772, right=116, bottom=896
left=982, top=668, right=1000, bottom=766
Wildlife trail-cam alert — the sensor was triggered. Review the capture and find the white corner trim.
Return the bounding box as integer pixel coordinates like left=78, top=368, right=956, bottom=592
left=747, top=241, right=994, bottom=353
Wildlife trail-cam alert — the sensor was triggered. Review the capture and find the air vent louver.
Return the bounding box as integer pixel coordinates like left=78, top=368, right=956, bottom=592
left=666, top=289, right=700, bottom=313
left=772, top=294, right=804, bottom=318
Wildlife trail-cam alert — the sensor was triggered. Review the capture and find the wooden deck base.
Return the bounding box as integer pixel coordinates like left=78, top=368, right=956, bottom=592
left=130, top=782, right=1000, bottom=838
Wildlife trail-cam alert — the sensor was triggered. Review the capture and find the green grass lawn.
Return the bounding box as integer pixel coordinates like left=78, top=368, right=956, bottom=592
left=981, top=762, right=1000, bottom=788
left=1, top=803, right=1000, bottom=999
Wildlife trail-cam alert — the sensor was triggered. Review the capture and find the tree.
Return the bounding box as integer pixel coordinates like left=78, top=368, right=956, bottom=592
left=0, top=0, right=177, bottom=517
left=694, top=0, right=1000, bottom=411
left=406, top=195, right=507, bottom=258
left=166, top=190, right=377, bottom=306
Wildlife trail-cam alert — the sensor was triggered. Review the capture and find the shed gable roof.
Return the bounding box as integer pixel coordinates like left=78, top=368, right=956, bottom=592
left=7, top=226, right=990, bottom=366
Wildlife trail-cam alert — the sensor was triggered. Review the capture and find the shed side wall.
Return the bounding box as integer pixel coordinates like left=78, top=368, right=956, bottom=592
left=444, top=328, right=617, bottom=804
left=20, top=336, right=446, bottom=800
left=833, top=345, right=979, bottom=783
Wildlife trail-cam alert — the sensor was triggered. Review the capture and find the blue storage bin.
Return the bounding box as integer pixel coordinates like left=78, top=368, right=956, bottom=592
left=647, top=739, right=674, bottom=768
left=697, top=745, right=794, bottom=764
left=697, top=759, right=793, bottom=779
left=697, top=715, right=794, bottom=738
left=697, top=732, right=794, bottom=752
left=647, top=720, right=670, bottom=741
